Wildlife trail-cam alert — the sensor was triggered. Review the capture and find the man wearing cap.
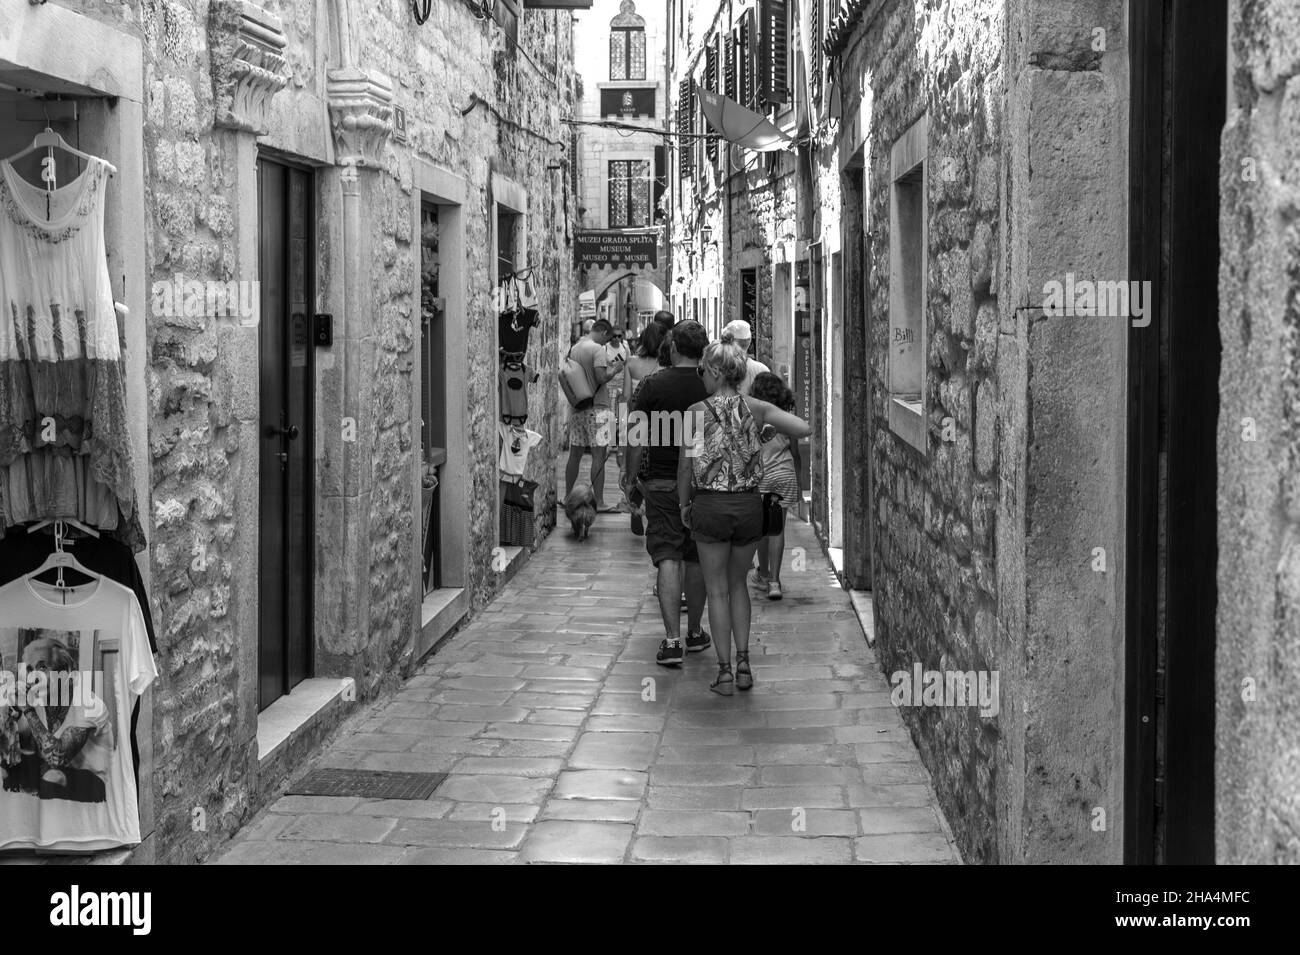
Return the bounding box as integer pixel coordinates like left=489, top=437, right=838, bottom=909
left=721, top=319, right=770, bottom=395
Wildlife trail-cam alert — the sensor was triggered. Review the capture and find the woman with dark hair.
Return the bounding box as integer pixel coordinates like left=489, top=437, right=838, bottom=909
left=748, top=372, right=805, bottom=599
left=681, top=332, right=812, bottom=695
left=652, top=311, right=676, bottom=366
left=625, top=321, right=666, bottom=392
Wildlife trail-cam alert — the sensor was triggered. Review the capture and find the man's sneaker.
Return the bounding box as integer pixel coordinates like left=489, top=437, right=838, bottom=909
left=656, top=639, right=685, bottom=666
left=767, top=580, right=783, bottom=600
left=684, top=629, right=711, bottom=653
left=749, top=569, right=769, bottom=591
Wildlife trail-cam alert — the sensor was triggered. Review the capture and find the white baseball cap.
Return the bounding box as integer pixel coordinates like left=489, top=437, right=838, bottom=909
left=721, top=319, right=753, bottom=341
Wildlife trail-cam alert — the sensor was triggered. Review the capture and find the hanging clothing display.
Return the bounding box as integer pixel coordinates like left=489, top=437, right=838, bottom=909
left=498, top=307, right=539, bottom=355
left=498, top=358, right=537, bottom=424
left=0, top=156, right=144, bottom=551
left=498, top=274, right=540, bottom=355
left=0, top=531, right=157, bottom=784
left=497, top=422, right=542, bottom=477
left=0, top=573, right=157, bottom=853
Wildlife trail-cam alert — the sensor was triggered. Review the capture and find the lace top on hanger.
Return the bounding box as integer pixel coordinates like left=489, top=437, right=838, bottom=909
left=0, top=157, right=142, bottom=551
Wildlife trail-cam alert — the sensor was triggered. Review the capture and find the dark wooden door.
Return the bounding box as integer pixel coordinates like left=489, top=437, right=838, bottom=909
left=420, top=202, right=444, bottom=593
left=257, top=158, right=314, bottom=711
left=1126, top=0, right=1226, bottom=864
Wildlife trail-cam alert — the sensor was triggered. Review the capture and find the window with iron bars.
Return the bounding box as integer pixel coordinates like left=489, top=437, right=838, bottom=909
left=608, top=159, right=652, bottom=227
left=610, top=27, right=647, bottom=80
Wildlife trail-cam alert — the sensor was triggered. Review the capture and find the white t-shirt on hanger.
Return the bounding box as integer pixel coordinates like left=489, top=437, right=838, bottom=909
left=0, top=574, right=157, bottom=853
left=497, top=422, right=542, bottom=477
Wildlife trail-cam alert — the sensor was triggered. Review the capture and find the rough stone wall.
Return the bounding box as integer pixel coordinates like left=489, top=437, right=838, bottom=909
left=1216, top=0, right=1300, bottom=864
left=491, top=12, right=577, bottom=543
left=840, top=0, right=1128, bottom=866
left=144, top=0, right=252, bottom=864
left=845, top=0, right=1006, bottom=864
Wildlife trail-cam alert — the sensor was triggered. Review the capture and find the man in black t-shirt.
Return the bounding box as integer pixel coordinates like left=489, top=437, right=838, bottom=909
left=622, top=321, right=711, bottom=666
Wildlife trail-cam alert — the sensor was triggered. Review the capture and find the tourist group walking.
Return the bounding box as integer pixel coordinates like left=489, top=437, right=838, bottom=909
left=564, top=312, right=811, bottom=697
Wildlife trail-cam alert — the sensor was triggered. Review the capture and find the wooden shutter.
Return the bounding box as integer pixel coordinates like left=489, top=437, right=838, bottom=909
left=724, top=32, right=736, bottom=100
left=811, top=0, right=823, bottom=104
left=678, top=79, right=694, bottom=181
left=705, top=41, right=719, bottom=163
left=739, top=13, right=753, bottom=107
left=762, top=0, right=789, bottom=105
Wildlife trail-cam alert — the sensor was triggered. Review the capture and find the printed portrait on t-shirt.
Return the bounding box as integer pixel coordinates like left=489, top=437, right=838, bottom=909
left=0, top=628, right=115, bottom=804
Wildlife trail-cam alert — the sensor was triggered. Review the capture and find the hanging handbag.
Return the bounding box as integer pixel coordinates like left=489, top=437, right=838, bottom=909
left=499, top=476, right=538, bottom=547
left=559, top=344, right=596, bottom=410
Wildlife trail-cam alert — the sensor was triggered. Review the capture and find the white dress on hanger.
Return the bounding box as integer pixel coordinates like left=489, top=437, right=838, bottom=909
left=0, top=157, right=141, bottom=549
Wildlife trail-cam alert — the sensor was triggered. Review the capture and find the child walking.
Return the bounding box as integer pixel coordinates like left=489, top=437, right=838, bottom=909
left=749, top=372, right=804, bottom=600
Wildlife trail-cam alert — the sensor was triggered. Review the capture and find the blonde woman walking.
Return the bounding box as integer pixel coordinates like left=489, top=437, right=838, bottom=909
left=680, top=331, right=812, bottom=695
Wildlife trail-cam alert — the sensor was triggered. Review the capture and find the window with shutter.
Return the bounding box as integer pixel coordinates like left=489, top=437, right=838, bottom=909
left=724, top=33, right=736, bottom=100
left=705, top=42, right=719, bottom=164
left=678, top=79, right=694, bottom=181
left=811, top=0, right=823, bottom=104
left=739, top=14, right=751, bottom=107
left=762, top=0, right=789, bottom=106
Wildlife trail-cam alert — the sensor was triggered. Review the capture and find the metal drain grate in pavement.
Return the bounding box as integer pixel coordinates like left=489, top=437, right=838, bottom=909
left=287, top=769, right=447, bottom=800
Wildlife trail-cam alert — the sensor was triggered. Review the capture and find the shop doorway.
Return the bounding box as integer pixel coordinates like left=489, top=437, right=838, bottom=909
left=827, top=251, right=845, bottom=552
left=256, top=156, right=315, bottom=711
left=1126, top=0, right=1226, bottom=864
left=420, top=200, right=446, bottom=593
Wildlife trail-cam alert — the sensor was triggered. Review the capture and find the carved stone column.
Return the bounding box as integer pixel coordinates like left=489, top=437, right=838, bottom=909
left=212, top=1, right=289, bottom=135
left=320, top=67, right=394, bottom=686
left=326, top=67, right=395, bottom=168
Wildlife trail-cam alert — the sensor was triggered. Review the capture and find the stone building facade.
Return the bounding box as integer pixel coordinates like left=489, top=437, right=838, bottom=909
left=811, top=0, right=1296, bottom=867
left=1, top=0, right=576, bottom=863
left=665, top=0, right=1298, bottom=864
left=572, top=0, right=667, bottom=329
left=667, top=0, right=800, bottom=349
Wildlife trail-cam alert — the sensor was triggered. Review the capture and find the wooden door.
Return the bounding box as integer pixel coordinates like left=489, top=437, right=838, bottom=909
left=256, top=158, right=315, bottom=711
left=1126, top=0, right=1226, bottom=864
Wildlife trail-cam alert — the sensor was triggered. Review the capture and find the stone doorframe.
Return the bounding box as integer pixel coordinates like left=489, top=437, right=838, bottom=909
left=0, top=0, right=151, bottom=856
left=212, top=1, right=395, bottom=731
left=490, top=173, right=528, bottom=542
left=410, top=163, right=472, bottom=599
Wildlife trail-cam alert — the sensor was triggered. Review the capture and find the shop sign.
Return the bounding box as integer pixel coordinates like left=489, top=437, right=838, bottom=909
left=601, top=87, right=656, bottom=118
left=575, top=230, right=658, bottom=269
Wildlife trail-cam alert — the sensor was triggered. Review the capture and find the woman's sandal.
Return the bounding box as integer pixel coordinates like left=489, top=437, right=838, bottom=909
left=710, top=662, right=734, bottom=696
left=735, top=651, right=753, bottom=691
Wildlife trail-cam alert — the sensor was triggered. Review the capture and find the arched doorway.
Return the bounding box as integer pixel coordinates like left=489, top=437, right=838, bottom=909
left=597, top=275, right=665, bottom=335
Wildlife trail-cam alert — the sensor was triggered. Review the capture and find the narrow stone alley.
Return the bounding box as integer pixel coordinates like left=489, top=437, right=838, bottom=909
left=215, top=462, right=957, bottom=864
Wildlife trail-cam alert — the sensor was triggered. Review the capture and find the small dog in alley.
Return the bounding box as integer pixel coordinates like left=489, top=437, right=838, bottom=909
left=564, top=483, right=597, bottom=541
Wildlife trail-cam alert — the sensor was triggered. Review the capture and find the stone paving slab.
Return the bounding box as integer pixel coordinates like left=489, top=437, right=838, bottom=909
left=213, top=460, right=959, bottom=865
